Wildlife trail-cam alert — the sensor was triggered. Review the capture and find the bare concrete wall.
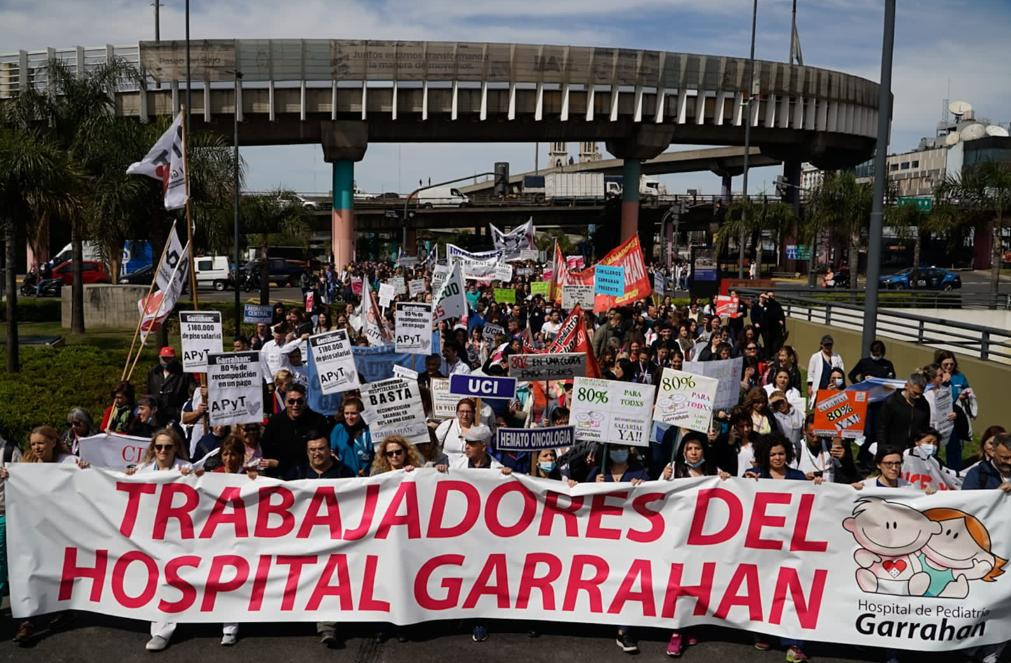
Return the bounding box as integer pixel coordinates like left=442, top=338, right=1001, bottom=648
left=61, top=285, right=149, bottom=330
left=785, top=318, right=1010, bottom=427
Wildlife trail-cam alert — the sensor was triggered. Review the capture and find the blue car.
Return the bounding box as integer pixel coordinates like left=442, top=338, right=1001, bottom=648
left=879, top=267, right=961, bottom=290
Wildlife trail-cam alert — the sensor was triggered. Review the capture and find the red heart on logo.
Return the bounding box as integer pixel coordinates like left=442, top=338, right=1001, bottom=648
left=882, top=559, right=907, bottom=573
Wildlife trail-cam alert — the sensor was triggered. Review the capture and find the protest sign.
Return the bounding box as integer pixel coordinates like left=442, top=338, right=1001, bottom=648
left=495, top=426, right=574, bottom=451
left=494, top=288, right=516, bottom=304
left=242, top=303, right=273, bottom=325
left=930, top=387, right=955, bottom=440
left=431, top=264, right=450, bottom=292
left=433, top=261, right=466, bottom=322
left=902, top=451, right=963, bottom=492
left=16, top=469, right=1004, bottom=653
left=378, top=282, right=396, bottom=308
left=397, top=255, right=418, bottom=268
left=78, top=433, right=151, bottom=470
left=351, top=277, right=363, bottom=296
left=570, top=377, right=655, bottom=446
left=392, top=365, right=418, bottom=381
left=654, top=272, right=667, bottom=296
left=508, top=353, right=586, bottom=381
left=562, top=284, right=595, bottom=310
left=683, top=357, right=743, bottom=411
left=562, top=236, right=651, bottom=312
left=361, top=284, right=392, bottom=346
left=395, top=303, right=433, bottom=355
left=544, top=305, right=601, bottom=379
left=206, top=351, right=263, bottom=425
left=179, top=311, right=222, bottom=373
left=812, top=390, right=870, bottom=439
left=714, top=295, right=739, bottom=318
left=518, top=248, right=539, bottom=261
left=352, top=343, right=434, bottom=385
left=408, top=279, right=426, bottom=298
left=389, top=277, right=407, bottom=297
left=446, top=244, right=507, bottom=281
left=652, top=368, right=719, bottom=433
left=482, top=323, right=505, bottom=344
left=516, top=268, right=534, bottom=276
left=429, top=377, right=459, bottom=419
left=594, top=265, right=625, bottom=296
left=449, top=374, right=517, bottom=400
left=308, top=329, right=360, bottom=395
left=490, top=219, right=535, bottom=261
left=529, top=281, right=550, bottom=296
left=360, top=378, right=428, bottom=442
left=305, top=291, right=315, bottom=314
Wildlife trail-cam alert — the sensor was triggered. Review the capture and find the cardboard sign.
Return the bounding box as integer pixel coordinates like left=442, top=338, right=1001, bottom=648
left=570, top=377, right=655, bottom=446
left=494, top=288, right=517, bottom=304
left=378, top=282, right=396, bottom=308
left=652, top=368, right=719, bottom=433
left=395, top=302, right=433, bottom=355
left=408, top=279, right=427, bottom=297
left=682, top=357, right=744, bottom=411
left=562, top=284, right=595, bottom=310
left=529, top=281, right=550, bottom=296
left=715, top=295, right=739, bottom=318
left=594, top=265, right=626, bottom=296
left=812, top=389, right=870, bottom=438
left=482, top=323, right=505, bottom=344
left=518, top=248, right=539, bottom=261
left=429, top=377, right=459, bottom=419
left=495, top=426, right=575, bottom=452
left=361, top=377, right=428, bottom=442
left=508, top=352, right=586, bottom=381
left=206, top=351, right=263, bottom=426
left=449, top=374, right=517, bottom=400
left=242, top=303, right=273, bottom=325
left=179, top=310, right=222, bottom=373
left=308, top=329, right=360, bottom=395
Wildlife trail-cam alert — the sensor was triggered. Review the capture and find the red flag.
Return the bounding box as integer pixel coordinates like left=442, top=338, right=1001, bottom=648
left=545, top=305, right=601, bottom=379
left=568, top=235, right=652, bottom=312
left=549, top=242, right=570, bottom=304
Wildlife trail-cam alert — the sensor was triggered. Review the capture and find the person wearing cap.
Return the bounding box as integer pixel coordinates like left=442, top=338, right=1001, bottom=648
left=284, top=342, right=310, bottom=387
left=146, top=346, right=193, bottom=423
left=806, top=334, right=845, bottom=400
left=447, top=425, right=503, bottom=470
left=769, top=389, right=804, bottom=451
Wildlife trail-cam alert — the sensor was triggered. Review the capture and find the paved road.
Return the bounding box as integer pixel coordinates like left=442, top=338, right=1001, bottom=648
left=0, top=609, right=967, bottom=663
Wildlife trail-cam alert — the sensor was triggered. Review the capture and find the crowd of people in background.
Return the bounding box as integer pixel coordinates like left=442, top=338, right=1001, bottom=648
left=0, top=254, right=1005, bottom=663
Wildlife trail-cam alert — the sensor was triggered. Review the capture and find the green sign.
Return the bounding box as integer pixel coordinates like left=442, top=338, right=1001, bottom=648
left=897, top=196, right=933, bottom=212
left=494, top=288, right=517, bottom=304
left=530, top=281, right=550, bottom=296
left=786, top=245, right=812, bottom=260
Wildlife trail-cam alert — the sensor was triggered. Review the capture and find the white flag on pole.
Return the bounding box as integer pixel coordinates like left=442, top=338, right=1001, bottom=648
left=433, top=259, right=467, bottom=322
left=138, top=241, right=190, bottom=343
left=156, top=224, right=186, bottom=292
left=126, top=112, right=188, bottom=210
left=489, top=217, right=535, bottom=260
left=359, top=282, right=392, bottom=346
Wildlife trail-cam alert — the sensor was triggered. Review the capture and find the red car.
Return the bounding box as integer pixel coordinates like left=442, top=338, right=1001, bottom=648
left=50, top=260, right=112, bottom=285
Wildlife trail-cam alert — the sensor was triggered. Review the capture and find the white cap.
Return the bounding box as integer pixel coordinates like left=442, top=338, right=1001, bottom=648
left=463, top=425, right=492, bottom=444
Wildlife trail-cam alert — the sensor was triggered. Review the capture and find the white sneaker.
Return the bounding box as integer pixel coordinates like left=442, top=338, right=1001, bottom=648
left=221, top=633, right=238, bottom=646
left=146, top=635, right=169, bottom=651
left=981, top=654, right=998, bottom=663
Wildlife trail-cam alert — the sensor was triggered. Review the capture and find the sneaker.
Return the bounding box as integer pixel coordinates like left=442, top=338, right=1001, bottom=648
left=666, top=632, right=684, bottom=657
left=221, top=633, right=237, bottom=646
left=472, top=625, right=488, bottom=642
left=786, top=646, right=809, bottom=662
left=686, top=634, right=699, bottom=646
left=146, top=635, right=169, bottom=652
left=981, top=655, right=997, bottom=663
left=616, top=631, right=639, bottom=654
left=48, top=612, right=74, bottom=632
left=319, top=630, right=338, bottom=648
left=13, top=621, right=34, bottom=646
left=754, top=637, right=772, bottom=651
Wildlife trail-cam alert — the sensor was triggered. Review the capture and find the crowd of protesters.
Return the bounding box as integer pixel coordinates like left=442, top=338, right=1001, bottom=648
left=0, top=253, right=1005, bottom=663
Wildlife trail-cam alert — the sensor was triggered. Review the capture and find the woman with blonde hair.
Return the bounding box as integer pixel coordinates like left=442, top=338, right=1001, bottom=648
left=371, top=435, right=422, bottom=474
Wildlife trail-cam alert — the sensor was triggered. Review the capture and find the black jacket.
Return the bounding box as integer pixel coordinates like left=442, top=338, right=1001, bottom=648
left=876, top=390, right=930, bottom=449
left=146, top=361, right=193, bottom=422
left=848, top=356, right=896, bottom=383
left=261, top=408, right=332, bottom=478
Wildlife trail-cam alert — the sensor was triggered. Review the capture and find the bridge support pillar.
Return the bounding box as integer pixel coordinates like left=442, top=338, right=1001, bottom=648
left=620, top=159, right=641, bottom=242
left=721, top=174, right=733, bottom=204
left=606, top=125, right=675, bottom=243
left=405, top=227, right=417, bottom=255
left=781, top=159, right=802, bottom=273
left=321, top=121, right=368, bottom=270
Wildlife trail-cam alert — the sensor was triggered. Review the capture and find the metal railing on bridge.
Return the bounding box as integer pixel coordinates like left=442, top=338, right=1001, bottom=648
left=749, top=287, right=1011, bottom=311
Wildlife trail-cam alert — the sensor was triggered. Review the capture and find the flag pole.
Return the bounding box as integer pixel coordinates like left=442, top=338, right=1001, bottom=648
left=181, top=113, right=199, bottom=311
left=121, top=220, right=176, bottom=380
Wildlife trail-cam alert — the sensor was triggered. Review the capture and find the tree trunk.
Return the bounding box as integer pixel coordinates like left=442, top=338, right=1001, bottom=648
left=755, top=231, right=764, bottom=280
left=4, top=219, right=19, bottom=373
left=71, top=217, right=85, bottom=334
left=912, top=231, right=922, bottom=270
left=849, top=229, right=861, bottom=290
left=992, top=212, right=1003, bottom=301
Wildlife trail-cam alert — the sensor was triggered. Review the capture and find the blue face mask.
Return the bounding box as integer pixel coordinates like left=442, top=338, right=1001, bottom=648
left=919, top=444, right=937, bottom=457
left=609, top=450, right=629, bottom=464
left=685, top=458, right=706, bottom=469
left=538, top=461, right=556, bottom=473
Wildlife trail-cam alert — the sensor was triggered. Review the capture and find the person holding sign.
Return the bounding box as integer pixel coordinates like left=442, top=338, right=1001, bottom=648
left=434, top=398, right=479, bottom=464
left=329, top=398, right=374, bottom=477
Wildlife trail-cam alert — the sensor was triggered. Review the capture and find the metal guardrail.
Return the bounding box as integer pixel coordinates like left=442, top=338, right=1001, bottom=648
left=754, top=287, right=1011, bottom=310
left=739, top=289, right=1011, bottom=364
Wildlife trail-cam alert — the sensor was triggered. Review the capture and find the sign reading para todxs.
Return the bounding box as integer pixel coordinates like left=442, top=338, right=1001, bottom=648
left=308, top=329, right=360, bottom=395
left=395, top=303, right=433, bottom=355
left=570, top=377, right=655, bottom=446
left=594, top=265, right=625, bottom=296
left=449, top=374, right=517, bottom=400
left=179, top=311, right=222, bottom=373
left=206, top=351, right=262, bottom=426
left=652, top=368, right=718, bottom=433
left=508, top=352, right=586, bottom=381
left=496, top=426, right=574, bottom=451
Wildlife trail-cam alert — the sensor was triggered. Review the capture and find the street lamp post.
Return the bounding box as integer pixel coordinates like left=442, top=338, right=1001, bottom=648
left=738, top=0, right=758, bottom=279
left=862, top=0, right=896, bottom=354
left=233, top=71, right=243, bottom=335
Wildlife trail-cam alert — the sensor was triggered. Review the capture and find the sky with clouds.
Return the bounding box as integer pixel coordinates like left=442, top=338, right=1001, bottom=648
left=2, top=0, right=1009, bottom=196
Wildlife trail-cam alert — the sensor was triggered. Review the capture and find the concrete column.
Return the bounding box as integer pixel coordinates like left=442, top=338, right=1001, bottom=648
left=721, top=174, right=733, bottom=205
left=332, top=160, right=355, bottom=269
left=405, top=227, right=417, bottom=255
left=620, top=159, right=641, bottom=242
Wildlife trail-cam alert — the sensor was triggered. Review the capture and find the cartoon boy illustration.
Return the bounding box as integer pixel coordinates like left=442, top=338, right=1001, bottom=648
left=908, top=507, right=1007, bottom=598
left=842, top=498, right=941, bottom=595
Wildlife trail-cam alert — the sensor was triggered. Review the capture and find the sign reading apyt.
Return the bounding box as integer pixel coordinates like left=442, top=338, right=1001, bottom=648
left=308, top=329, right=360, bottom=395
left=394, top=303, right=433, bottom=355
left=495, top=426, right=574, bottom=451
left=570, top=377, right=655, bottom=446
left=179, top=311, right=222, bottom=372
left=206, top=351, right=263, bottom=425
left=508, top=353, right=586, bottom=381
left=449, top=374, right=517, bottom=400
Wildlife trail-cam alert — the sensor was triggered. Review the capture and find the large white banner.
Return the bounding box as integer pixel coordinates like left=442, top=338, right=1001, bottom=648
left=489, top=218, right=535, bottom=261
left=78, top=433, right=151, bottom=469
left=8, top=465, right=1011, bottom=652
left=179, top=311, right=222, bottom=373
left=446, top=244, right=512, bottom=281
left=683, top=357, right=744, bottom=411
left=206, top=351, right=263, bottom=425
left=308, top=329, right=360, bottom=395
left=395, top=303, right=433, bottom=355
left=570, top=377, right=655, bottom=446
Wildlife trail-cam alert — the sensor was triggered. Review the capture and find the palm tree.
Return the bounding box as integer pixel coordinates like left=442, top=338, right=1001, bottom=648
left=0, top=127, right=82, bottom=372
left=241, top=191, right=312, bottom=303
left=716, top=197, right=796, bottom=278
left=802, top=171, right=872, bottom=287
left=932, top=160, right=1011, bottom=296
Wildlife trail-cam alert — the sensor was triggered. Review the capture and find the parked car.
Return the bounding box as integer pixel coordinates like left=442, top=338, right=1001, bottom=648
left=50, top=260, right=111, bottom=285
left=239, top=258, right=305, bottom=289
left=194, top=255, right=233, bottom=291
left=119, top=264, right=154, bottom=285
left=879, top=267, right=961, bottom=291
left=277, top=193, right=319, bottom=210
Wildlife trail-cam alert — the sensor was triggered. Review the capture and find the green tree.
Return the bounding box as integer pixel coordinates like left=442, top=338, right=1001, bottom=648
left=241, top=191, right=312, bottom=303
left=716, top=197, right=796, bottom=277
left=802, top=171, right=872, bottom=286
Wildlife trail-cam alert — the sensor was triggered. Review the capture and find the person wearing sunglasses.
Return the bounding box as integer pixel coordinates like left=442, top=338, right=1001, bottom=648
left=261, top=383, right=330, bottom=478
left=371, top=435, right=422, bottom=474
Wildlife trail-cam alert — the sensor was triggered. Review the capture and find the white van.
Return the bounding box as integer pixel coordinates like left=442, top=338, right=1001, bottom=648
left=53, top=242, right=103, bottom=263
left=416, top=185, right=470, bottom=208
left=194, top=255, right=232, bottom=290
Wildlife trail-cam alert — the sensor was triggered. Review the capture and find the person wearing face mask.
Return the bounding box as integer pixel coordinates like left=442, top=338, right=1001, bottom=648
left=769, top=390, right=804, bottom=451
left=877, top=372, right=931, bottom=450
left=848, top=339, right=896, bottom=383
left=662, top=432, right=730, bottom=481
left=806, top=335, right=845, bottom=400
left=796, top=416, right=836, bottom=482
left=530, top=448, right=562, bottom=480
left=825, top=367, right=847, bottom=392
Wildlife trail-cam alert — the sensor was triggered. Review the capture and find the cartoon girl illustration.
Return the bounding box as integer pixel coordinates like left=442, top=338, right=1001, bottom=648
left=909, top=508, right=1007, bottom=599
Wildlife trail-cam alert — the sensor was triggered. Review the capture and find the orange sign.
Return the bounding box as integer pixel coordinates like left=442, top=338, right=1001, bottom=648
left=812, top=390, right=869, bottom=439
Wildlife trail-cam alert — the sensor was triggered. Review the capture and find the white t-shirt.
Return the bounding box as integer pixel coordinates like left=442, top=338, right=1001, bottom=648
left=796, top=440, right=835, bottom=483
left=736, top=443, right=756, bottom=477
left=449, top=454, right=503, bottom=470
left=540, top=320, right=562, bottom=339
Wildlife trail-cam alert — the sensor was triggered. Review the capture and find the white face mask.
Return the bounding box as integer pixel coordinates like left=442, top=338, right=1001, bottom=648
left=834, top=378, right=845, bottom=388
left=919, top=444, right=937, bottom=457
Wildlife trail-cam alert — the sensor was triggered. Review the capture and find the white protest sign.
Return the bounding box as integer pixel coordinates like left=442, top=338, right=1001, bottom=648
left=518, top=248, right=539, bottom=261
left=562, top=285, right=595, bottom=311
left=447, top=244, right=507, bottom=281
left=429, top=377, right=458, bottom=419
left=431, top=264, right=450, bottom=292
left=652, top=368, right=719, bottom=433
left=395, top=303, right=433, bottom=355
left=378, top=282, right=396, bottom=308
left=482, top=323, right=505, bottom=344
left=78, top=433, right=150, bottom=469
left=179, top=311, right=222, bottom=373
left=206, top=351, right=263, bottom=425
left=393, top=365, right=419, bottom=381
left=433, top=260, right=466, bottom=322
left=308, top=329, right=360, bottom=394
left=390, top=277, right=407, bottom=297
left=683, top=356, right=743, bottom=411
left=508, top=352, right=586, bottom=381
left=930, top=388, right=955, bottom=440
left=408, top=279, right=427, bottom=298
left=570, top=377, right=656, bottom=446
left=361, top=378, right=428, bottom=442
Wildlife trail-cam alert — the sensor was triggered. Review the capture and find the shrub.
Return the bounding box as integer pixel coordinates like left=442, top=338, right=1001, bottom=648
left=0, top=298, right=62, bottom=322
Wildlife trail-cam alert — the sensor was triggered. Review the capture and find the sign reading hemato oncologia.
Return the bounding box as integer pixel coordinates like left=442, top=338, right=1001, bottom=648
left=9, top=465, right=1009, bottom=652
